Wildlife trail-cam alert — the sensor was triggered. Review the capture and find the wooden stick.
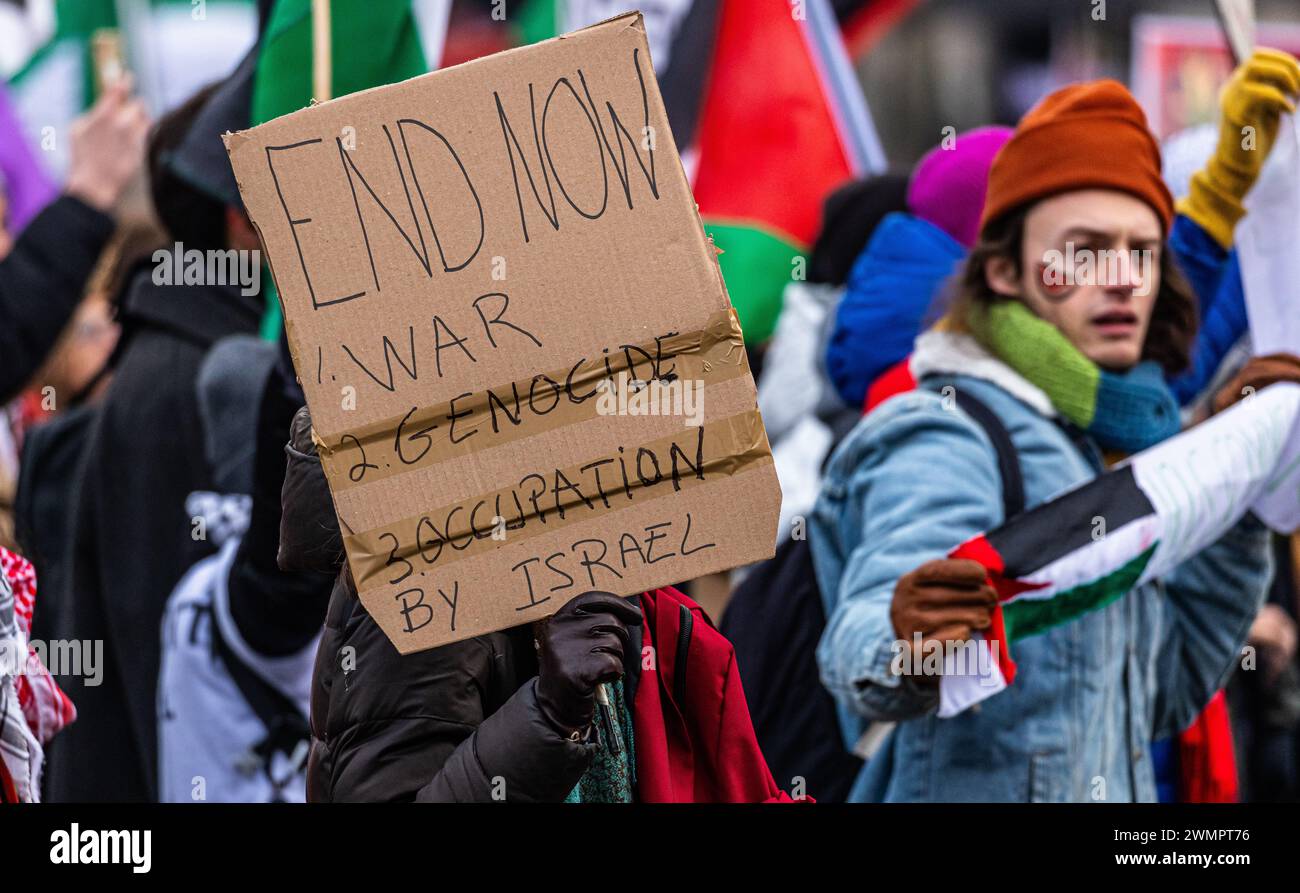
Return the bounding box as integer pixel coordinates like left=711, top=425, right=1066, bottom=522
left=312, top=0, right=332, bottom=102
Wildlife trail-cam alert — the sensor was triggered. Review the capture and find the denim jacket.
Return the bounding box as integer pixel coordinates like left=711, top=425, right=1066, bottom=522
left=808, top=331, right=1273, bottom=802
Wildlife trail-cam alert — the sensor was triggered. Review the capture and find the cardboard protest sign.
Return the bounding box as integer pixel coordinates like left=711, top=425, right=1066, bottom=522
left=225, top=13, right=781, bottom=653
left=939, top=382, right=1300, bottom=717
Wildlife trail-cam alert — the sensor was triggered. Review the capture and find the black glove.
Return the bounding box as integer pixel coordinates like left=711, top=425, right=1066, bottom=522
left=534, top=591, right=642, bottom=736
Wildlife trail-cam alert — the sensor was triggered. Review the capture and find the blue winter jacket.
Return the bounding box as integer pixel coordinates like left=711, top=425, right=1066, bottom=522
left=808, top=334, right=1273, bottom=802
left=1167, top=215, right=1248, bottom=405
left=824, top=213, right=964, bottom=408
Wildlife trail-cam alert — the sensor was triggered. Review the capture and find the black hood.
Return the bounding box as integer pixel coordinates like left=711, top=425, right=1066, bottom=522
left=165, top=43, right=257, bottom=207
left=116, top=263, right=263, bottom=352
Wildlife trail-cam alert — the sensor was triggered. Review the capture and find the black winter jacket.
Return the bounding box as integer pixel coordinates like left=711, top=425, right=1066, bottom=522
left=46, top=268, right=262, bottom=801
left=0, top=196, right=113, bottom=402
left=280, top=407, right=600, bottom=802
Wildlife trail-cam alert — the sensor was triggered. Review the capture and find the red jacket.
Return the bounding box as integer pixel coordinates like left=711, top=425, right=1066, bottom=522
left=632, top=587, right=799, bottom=802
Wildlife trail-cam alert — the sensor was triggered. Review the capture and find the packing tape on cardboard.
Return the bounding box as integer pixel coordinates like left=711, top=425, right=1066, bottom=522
left=344, top=407, right=770, bottom=591
left=314, top=308, right=749, bottom=491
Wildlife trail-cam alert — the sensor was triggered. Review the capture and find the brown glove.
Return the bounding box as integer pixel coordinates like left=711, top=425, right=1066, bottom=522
left=890, top=558, right=997, bottom=680
left=1211, top=353, right=1300, bottom=415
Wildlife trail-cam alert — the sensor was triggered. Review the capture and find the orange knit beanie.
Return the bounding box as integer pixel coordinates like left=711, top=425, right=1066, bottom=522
left=980, top=80, right=1174, bottom=234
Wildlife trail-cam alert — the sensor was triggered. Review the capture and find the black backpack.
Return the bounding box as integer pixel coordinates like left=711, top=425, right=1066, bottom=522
left=721, top=390, right=1024, bottom=802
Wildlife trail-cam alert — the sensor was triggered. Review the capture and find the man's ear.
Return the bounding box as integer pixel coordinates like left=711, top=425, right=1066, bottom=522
left=984, top=255, right=1022, bottom=299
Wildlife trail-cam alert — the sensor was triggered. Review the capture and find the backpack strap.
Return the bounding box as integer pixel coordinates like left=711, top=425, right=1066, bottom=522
left=952, top=389, right=1025, bottom=519
left=208, top=601, right=310, bottom=797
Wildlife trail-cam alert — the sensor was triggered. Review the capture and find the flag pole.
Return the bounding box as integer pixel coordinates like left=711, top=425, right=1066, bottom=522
left=312, top=0, right=332, bottom=102
left=1214, top=0, right=1255, bottom=66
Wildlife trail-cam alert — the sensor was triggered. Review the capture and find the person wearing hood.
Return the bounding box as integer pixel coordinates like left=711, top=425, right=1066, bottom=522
left=47, top=60, right=264, bottom=802
left=824, top=127, right=1012, bottom=412
left=158, top=336, right=334, bottom=802
left=810, top=76, right=1298, bottom=802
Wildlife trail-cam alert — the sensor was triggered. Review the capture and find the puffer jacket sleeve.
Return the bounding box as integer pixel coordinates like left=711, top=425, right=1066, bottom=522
left=415, top=678, right=596, bottom=802
left=321, top=625, right=595, bottom=803
left=1168, top=213, right=1248, bottom=405
left=824, top=214, right=966, bottom=409
left=1169, top=212, right=1230, bottom=312
left=824, top=234, right=912, bottom=408
left=811, top=389, right=1004, bottom=722
left=1149, top=511, right=1274, bottom=738
left=278, top=405, right=344, bottom=574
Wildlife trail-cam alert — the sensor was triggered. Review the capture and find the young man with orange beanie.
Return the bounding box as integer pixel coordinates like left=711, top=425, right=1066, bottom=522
left=810, top=61, right=1300, bottom=801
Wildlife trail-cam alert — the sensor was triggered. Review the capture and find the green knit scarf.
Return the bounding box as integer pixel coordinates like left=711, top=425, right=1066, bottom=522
left=967, top=300, right=1181, bottom=453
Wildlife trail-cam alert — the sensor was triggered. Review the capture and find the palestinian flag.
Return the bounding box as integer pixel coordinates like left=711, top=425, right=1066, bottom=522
left=692, top=0, right=885, bottom=343
left=938, top=382, right=1300, bottom=717
left=940, top=465, right=1161, bottom=716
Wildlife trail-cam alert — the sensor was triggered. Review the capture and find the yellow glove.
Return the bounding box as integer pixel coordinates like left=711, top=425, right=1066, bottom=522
left=1178, top=48, right=1300, bottom=248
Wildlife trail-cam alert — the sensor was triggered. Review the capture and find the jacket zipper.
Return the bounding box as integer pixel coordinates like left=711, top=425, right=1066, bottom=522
left=673, top=604, right=693, bottom=704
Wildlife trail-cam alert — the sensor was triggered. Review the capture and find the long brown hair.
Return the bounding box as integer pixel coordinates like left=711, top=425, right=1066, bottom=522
left=948, top=204, right=1198, bottom=376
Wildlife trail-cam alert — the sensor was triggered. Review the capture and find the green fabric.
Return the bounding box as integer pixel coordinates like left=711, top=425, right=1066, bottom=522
left=516, top=0, right=563, bottom=45
left=52, top=0, right=116, bottom=37
left=969, top=300, right=1100, bottom=428
left=259, top=278, right=283, bottom=341
left=564, top=680, right=635, bottom=803
left=705, top=220, right=801, bottom=344
left=251, top=0, right=426, bottom=125
left=1004, top=543, right=1158, bottom=641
